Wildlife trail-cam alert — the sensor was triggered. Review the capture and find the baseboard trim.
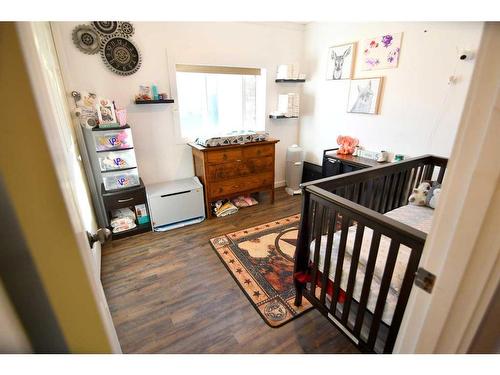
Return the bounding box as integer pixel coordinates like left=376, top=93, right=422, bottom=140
left=274, top=180, right=286, bottom=188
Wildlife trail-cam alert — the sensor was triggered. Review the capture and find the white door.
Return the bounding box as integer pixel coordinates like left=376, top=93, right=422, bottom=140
left=16, top=22, right=121, bottom=352
left=395, top=22, right=500, bottom=353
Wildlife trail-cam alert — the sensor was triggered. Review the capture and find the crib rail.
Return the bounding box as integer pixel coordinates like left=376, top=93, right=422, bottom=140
left=293, top=155, right=447, bottom=353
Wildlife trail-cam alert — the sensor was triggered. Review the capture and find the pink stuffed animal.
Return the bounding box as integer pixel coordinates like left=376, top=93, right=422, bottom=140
left=337, top=135, right=359, bottom=155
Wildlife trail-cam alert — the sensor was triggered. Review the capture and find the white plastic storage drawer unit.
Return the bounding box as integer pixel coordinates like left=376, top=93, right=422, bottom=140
left=146, top=177, right=205, bottom=231
left=102, top=169, right=140, bottom=191
left=98, top=149, right=137, bottom=171
left=94, top=128, right=134, bottom=151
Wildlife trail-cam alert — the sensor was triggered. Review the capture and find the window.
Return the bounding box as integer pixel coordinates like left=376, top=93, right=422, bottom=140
left=175, top=64, right=266, bottom=139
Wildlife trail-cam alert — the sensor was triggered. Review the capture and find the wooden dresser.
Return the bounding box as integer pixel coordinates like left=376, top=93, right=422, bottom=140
left=188, top=139, right=279, bottom=218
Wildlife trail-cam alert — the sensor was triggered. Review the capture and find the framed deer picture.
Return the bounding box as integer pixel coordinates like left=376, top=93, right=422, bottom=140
left=326, top=42, right=356, bottom=80
left=347, top=77, right=383, bottom=114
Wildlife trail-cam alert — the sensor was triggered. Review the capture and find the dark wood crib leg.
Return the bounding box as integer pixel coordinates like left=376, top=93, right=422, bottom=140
left=294, top=283, right=303, bottom=306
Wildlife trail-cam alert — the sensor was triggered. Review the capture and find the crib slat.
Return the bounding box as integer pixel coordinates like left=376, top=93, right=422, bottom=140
left=353, top=183, right=361, bottom=205
left=367, top=239, right=401, bottom=349
left=329, top=217, right=350, bottom=317
left=373, top=176, right=385, bottom=213
left=307, top=200, right=316, bottom=247
left=386, top=172, right=400, bottom=211
left=402, top=169, right=412, bottom=205
left=408, top=167, right=418, bottom=191
left=437, top=165, right=446, bottom=183
left=367, top=178, right=379, bottom=210
left=345, top=184, right=352, bottom=201
left=374, top=177, right=384, bottom=210
left=424, top=165, right=435, bottom=181
left=371, top=177, right=381, bottom=212
left=319, top=210, right=336, bottom=305
left=341, top=223, right=365, bottom=325
left=379, top=174, right=392, bottom=213
left=415, top=165, right=424, bottom=186
left=383, top=247, right=422, bottom=353
left=310, top=205, right=325, bottom=299
left=353, top=231, right=382, bottom=337
left=394, top=170, right=407, bottom=208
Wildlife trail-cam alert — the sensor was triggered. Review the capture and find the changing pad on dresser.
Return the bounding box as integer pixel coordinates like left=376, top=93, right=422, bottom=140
left=195, top=131, right=269, bottom=147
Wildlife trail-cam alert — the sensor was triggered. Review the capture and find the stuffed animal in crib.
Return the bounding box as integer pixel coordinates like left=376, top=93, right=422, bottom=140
left=429, top=188, right=441, bottom=209
left=336, top=135, right=359, bottom=155
left=408, top=182, right=432, bottom=206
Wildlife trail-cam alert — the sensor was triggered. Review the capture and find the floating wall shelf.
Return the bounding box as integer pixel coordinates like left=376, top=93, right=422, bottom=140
left=275, top=79, right=306, bottom=83
left=269, top=115, right=299, bottom=119
left=135, top=99, right=175, bottom=104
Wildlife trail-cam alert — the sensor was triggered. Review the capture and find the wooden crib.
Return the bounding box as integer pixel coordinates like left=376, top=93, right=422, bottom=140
left=293, top=155, right=448, bottom=353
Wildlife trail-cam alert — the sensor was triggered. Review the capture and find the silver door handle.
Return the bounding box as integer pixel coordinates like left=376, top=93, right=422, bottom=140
left=118, top=197, right=134, bottom=203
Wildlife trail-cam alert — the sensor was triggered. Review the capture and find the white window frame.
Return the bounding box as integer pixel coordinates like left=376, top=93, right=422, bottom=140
left=168, top=58, right=266, bottom=144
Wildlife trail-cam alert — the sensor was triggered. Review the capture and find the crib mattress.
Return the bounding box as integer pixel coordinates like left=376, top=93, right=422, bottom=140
left=310, top=204, right=434, bottom=325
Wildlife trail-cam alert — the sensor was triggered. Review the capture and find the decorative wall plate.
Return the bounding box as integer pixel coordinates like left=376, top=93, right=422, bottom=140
left=118, top=22, right=134, bottom=38
left=92, top=21, right=119, bottom=36
left=72, top=25, right=101, bottom=55
left=100, top=37, right=141, bottom=76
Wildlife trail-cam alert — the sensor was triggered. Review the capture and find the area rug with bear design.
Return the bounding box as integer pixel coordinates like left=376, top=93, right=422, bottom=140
left=209, top=214, right=312, bottom=327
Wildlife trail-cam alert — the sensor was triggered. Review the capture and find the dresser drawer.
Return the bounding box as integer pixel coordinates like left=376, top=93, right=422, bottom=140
left=243, top=144, right=274, bottom=159
left=206, top=148, right=243, bottom=164
left=208, top=173, right=273, bottom=199
left=102, top=186, right=146, bottom=210
left=207, top=156, right=274, bottom=182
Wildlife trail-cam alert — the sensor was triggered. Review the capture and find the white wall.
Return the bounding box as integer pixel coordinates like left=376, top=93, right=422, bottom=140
left=299, top=22, right=483, bottom=164
left=51, top=22, right=305, bottom=186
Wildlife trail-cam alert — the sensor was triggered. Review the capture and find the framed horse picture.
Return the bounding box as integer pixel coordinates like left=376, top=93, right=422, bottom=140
left=347, top=77, right=383, bottom=114
left=326, top=42, right=356, bottom=80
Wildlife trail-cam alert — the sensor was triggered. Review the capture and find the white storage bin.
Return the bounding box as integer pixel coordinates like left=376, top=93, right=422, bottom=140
left=98, top=149, right=137, bottom=171
left=103, top=168, right=140, bottom=191
left=94, top=128, right=134, bottom=151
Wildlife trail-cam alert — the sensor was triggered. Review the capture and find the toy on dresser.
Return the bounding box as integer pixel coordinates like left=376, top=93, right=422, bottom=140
left=336, top=135, right=359, bottom=155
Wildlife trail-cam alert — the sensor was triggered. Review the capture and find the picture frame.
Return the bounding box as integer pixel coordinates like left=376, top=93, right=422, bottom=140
left=96, top=97, right=118, bottom=126
left=361, top=33, right=402, bottom=71
left=347, top=77, right=383, bottom=114
left=326, top=42, right=356, bottom=80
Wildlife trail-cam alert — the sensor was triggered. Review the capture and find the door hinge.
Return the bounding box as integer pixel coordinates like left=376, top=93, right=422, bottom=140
left=414, top=267, right=436, bottom=294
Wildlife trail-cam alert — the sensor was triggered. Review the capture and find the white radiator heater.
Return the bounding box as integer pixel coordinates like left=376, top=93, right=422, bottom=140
left=146, top=177, right=205, bottom=231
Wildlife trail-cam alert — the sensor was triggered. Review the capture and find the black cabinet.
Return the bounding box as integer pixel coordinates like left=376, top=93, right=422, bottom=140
left=101, top=178, right=152, bottom=240
left=322, top=148, right=386, bottom=178
left=301, top=148, right=387, bottom=185
left=302, top=161, right=324, bottom=183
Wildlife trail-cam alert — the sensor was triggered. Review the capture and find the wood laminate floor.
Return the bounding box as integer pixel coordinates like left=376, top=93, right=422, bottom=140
left=101, top=188, right=360, bottom=354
